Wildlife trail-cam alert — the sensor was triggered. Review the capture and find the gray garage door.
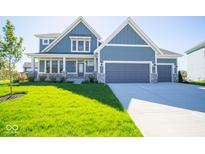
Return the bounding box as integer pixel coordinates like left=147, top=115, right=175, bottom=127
left=157, top=65, right=172, bottom=82
left=105, top=63, right=150, bottom=83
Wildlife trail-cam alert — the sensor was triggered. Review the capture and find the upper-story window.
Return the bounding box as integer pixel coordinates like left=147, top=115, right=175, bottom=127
left=70, top=36, right=91, bottom=52
left=42, top=39, right=50, bottom=45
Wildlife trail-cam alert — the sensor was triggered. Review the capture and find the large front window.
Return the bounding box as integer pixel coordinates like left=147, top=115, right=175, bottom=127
left=70, top=36, right=91, bottom=52
left=52, top=60, right=58, bottom=73
left=46, top=60, right=50, bottom=73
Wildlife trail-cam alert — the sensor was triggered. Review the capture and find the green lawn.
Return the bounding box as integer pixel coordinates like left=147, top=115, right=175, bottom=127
left=188, top=80, right=205, bottom=86
left=0, top=81, right=142, bottom=137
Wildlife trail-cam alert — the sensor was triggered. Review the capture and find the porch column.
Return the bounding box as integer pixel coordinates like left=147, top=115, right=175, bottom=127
left=94, top=56, right=97, bottom=72
left=58, top=59, right=60, bottom=74
left=31, top=57, right=35, bottom=77
left=63, top=57, right=66, bottom=77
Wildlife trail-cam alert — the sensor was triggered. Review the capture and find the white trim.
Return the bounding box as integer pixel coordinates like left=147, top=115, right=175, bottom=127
left=157, top=63, right=174, bottom=82
left=26, top=53, right=94, bottom=59
left=70, top=38, right=91, bottom=53
left=69, top=36, right=91, bottom=39
left=42, top=16, right=101, bottom=53
left=106, top=44, right=150, bottom=47
left=103, top=60, right=152, bottom=83
left=157, top=55, right=180, bottom=58
left=94, top=17, right=163, bottom=55
left=42, top=39, right=50, bottom=45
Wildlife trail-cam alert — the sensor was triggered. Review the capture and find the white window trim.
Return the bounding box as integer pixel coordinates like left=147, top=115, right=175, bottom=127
left=42, top=39, right=50, bottom=45
left=70, top=36, right=91, bottom=53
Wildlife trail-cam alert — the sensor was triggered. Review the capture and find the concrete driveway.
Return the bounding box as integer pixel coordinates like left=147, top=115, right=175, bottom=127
left=109, top=83, right=205, bottom=137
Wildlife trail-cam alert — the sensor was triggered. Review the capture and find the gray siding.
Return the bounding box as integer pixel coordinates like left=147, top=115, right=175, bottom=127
left=109, top=25, right=147, bottom=45
left=100, top=46, right=155, bottom=63
left=47, top=22, right=97, bottom=54
left=40, top=39, right=54, bottom=52
left=157, top=58, right=177, bottom=65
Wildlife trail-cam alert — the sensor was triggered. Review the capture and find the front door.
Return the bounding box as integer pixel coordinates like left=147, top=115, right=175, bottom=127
left=78, top=63, right=84, bottom=77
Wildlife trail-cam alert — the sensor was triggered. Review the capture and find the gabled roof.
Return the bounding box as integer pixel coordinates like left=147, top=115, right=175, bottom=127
left=35, top=33, right=60, bottom=39
left=159, top=48, right=183, bottom=57
left=94, top=17, right=163, bottom=55
left=42, top=16, right=101, bottom=53
left=185, top=40, right=205, bottom=54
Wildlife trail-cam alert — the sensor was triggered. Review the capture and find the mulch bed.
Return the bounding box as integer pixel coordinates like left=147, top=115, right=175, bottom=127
left=0, top=94, right=25, bottom=101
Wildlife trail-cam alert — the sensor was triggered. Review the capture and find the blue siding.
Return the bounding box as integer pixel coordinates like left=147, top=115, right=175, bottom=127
left=100, top=46, right=155, bottom=63
left=40, top=39, right=54, bottom=52
left=157, top=58, right=177, bottom=65
left=47, top=22, right=97, bottom=54
left=109, top=25, right=147, bottom=45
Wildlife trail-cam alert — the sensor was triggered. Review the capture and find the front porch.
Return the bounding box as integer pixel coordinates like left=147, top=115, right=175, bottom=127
left=28, top=53, right=97, bottom=81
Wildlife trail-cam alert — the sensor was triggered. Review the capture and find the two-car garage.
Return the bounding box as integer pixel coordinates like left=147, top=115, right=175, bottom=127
left=104, top=62, right=173, bottom=83
left=105, top=62, right=151, bottom=83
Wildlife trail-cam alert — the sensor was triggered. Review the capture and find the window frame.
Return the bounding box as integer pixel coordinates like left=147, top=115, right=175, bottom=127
left=42, top=39, right=50, bottom=45
left=70, top=36, right=91, bottom=53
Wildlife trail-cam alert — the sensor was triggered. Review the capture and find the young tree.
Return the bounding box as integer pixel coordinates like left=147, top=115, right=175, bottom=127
left=0, top=20, right=24, bottom=97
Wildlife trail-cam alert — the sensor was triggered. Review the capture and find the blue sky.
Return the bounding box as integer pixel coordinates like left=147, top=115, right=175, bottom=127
left=0, top=16, right=205, bottom=71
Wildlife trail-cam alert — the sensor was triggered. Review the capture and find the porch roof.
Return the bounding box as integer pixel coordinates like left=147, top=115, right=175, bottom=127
left=25, top=52, right=95, bottom=58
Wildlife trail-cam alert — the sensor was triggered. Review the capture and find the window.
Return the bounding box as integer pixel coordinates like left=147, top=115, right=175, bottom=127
left=87, top=60, right=94, bottom=66
left=85, top=41, right=89, bottom=51
left=66, top=61, right=76, bottom=73
left=86, top=60, right=94, bottom=73
left=39, top=60, right=45, bottom=72
left=72, top=41, right=76, bottom=51
left=52, top=60, right=58, bottom=73
left=70, top=37, right=91, bottom=52
left=46, top=60, right=50, bottom=73
left=42, top=39, right=49, bottom=45
left=78, top=41, right=84, bottom=51
left=60, top=60, right=63, bottom=73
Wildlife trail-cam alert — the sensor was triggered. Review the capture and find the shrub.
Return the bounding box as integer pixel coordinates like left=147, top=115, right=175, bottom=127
left=82, top=76, right=98, bottom=84
left=19, top=73, right=28, bottom=82
left=28, top=75, right=34, bottom=82
left=59, top=76, right=66, bottom=83
left=178, top=70, right=188, bottom=83
left=39, top=75, right=46, bottom=82
left=49, top=75, right=57, bottom=83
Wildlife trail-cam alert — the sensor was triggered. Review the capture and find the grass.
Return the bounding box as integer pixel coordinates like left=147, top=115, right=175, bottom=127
left=0, top=81, right=142, bottom=137
left=188, top=80, right=205, bottom=86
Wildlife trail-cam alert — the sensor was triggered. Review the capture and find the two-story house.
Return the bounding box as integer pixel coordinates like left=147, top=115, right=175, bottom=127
left=26, top=16, right=182, bottom=83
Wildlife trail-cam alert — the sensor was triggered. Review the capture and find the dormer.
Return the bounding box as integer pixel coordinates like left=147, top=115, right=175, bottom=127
left=35, top=33, right=60, bottom=52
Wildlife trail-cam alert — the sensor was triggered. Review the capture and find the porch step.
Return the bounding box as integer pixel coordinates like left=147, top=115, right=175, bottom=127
left=69, top=78, right=84, bottom=84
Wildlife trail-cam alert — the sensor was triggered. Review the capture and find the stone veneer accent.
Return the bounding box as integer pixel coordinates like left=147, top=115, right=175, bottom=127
left=97, top=73, right=105, bottom=83
left=173, top=73, right=178, bottom=82
left=151, top=73, right=158, bottom=83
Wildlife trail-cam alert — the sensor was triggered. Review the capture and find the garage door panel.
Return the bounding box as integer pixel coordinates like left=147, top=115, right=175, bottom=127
left=105, top=63, right=150, bottom=83
left=157, top=65, right=172, bottom=82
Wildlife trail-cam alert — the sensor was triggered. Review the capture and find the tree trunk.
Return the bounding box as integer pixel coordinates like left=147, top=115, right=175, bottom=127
left=9, top=57, right=12, bottom=97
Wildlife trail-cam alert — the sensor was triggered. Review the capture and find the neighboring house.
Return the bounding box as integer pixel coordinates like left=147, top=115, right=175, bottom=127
left=26, top=16, right=182, bottom=83
left=23, top=62, right=38, bottom=72
left=185, top=41, right=205, bottom=80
